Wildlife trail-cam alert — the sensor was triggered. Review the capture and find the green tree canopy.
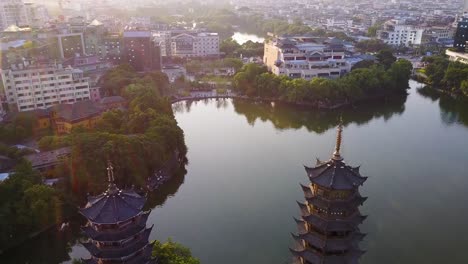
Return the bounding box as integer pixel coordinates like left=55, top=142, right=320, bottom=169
left=152, top=239, right=200, bottom=264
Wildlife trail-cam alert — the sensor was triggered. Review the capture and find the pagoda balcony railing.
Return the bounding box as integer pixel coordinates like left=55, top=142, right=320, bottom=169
left=96, top=233, right=144, bottom=249
left=309, top=208, right=358, bottom=220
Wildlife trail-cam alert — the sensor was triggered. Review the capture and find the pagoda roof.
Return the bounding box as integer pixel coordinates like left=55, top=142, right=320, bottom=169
left=306, top=195, right=367, bottom=211
left=292, top=231, right=365, bottom=252
left=83, top=228, right=152, bottom=259
left=82, top=211, right=151, bottom=242
left=290, top=241, right=365, bottom=264
left=298, top=206, right=367, bottom=232
left=305, top=159, right=367, bottom=190
left=79, top=185, right=146, bottom=224
left=300, top=184, right=367, bottom=209
left=83, top=245, right=155, bottom=264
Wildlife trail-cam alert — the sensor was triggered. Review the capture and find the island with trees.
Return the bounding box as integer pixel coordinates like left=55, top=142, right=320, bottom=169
left=232, top=51, right=413, bottom=109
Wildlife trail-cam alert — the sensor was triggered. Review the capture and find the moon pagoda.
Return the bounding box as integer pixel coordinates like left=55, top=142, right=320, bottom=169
left=291, top=123, right=368, bottom=264
left=79, top=163, right=155, bottom=264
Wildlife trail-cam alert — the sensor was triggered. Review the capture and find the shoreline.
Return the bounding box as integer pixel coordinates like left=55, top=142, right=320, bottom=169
left=171, top=91, right=407, bottom=111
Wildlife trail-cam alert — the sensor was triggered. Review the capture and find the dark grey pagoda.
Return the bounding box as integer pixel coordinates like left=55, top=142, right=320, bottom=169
left=291, top=123, right=368, bottom=264
left=79, top=163, right=155, bottom=264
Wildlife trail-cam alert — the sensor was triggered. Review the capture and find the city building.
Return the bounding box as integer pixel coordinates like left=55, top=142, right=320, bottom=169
left=49, top=100, right=102, bottom=134
left=170, top=32, right=220, bottom=58
left=25, top=147, right=71, bottom=177
left=453, top=17, right=468, bottom=52
left=264, top=36, right=351, bottom=80
left=377, top=20, right=424, bottom=46
left=291, top=124, right=367, bottom=264
left=79, top=163, right=155, bottom=264
left=1, top=63, right=91, bottom=112
left=123, top=30, right=161, bottom=72
left=57, top=33, right=86, bottom=59
left=153, top=30, right=220, bottom=58
left=0, top=0, right=29, bottom=30
left=446, top=49, right=468, bottom=64
left=101, top=34, right=123, bottom=64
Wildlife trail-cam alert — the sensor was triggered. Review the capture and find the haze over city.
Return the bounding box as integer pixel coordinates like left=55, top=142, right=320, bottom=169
left=1, top=0, right=468, bottom=264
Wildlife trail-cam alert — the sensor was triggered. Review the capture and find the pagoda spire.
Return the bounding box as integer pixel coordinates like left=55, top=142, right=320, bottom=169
left=106, top=160, right=118, bottom=194
left=332, top=118, right=344, bottom=160
left=106, top=161, right=115, bottom=183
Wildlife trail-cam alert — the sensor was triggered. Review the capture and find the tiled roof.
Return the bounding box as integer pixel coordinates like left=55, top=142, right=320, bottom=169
left=79, top=185, right=146, bottom=224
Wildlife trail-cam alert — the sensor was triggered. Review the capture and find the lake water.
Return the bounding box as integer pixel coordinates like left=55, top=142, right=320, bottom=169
left=232, top=32, right=265, bottom=44
left=2, top=80, right=468, bottom=264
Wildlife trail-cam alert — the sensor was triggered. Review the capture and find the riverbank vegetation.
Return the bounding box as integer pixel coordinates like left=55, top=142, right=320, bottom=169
left=422, top=56, right=468, bottom=97
left=0, top=65, right=188, bottom=251
left=220, top=38, right=264, bottom=57
left=185, top=58, right=243, bottom=74
left=38, top=65, right=187, bottom=195
left=152, top=239, right=200, bottom=264
left=0, top=161, right=69, bottom=251
left=233, top=56, right=412, bottom=107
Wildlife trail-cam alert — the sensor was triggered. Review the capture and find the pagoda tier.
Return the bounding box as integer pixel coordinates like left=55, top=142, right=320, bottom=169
left=81, top=211, right=151, bottom=242
left=80, top=163, right=155, bottom=264
left=291, top=124, right=367, bottom=264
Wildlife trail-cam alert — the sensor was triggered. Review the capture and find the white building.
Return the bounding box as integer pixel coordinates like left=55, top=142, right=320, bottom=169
left=264, top=36, right=351, bottom=80
left=378, top=20, right=424, bottom=46
left=154, top=31, right=220, bottom=58
left=0, top=0, right=29, bottom=30
left=1, top=63, right=91, bottom=112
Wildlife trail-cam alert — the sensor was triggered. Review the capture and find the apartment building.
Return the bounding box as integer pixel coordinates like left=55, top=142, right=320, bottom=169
left=377, top=20, right=424, bottom=46
left=0, top=0, right=28, bottom=30
left=154, top=30, right=220, bottom=58
left=1, top=63, right=90, bottom=112
left=263, top=36, right=351, bottom=80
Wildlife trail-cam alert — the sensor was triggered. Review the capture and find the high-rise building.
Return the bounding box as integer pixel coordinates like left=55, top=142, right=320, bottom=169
left=80, top=163, right=156, bottom=264
left=291, top=124, right=367, bottom=264
left=453, top=17, right=468, bottom=52
left=1, top=63, right=91, bottom=112
left=57, top=33, right=86, bottom=59
left=123, top=30, right=161, bottom=72
left=0, top=0, right=29, bottom=30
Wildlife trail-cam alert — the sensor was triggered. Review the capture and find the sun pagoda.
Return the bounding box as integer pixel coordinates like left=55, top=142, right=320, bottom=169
left=291, top=123, right=368, bottom=264
left=79, top=162, right=155, bottom=264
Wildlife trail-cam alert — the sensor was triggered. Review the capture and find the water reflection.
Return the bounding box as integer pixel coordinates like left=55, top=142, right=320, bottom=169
left=231, top=97, right=407, bottom=134
left=145, top=166, right=187, bottom=209
left=417, top=87, right=468, bottom=127
left=0, top=218, right=85, bottom=264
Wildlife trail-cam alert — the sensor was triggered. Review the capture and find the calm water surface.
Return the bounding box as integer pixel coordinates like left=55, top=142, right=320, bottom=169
left=2, top=80, right=468, bottom=264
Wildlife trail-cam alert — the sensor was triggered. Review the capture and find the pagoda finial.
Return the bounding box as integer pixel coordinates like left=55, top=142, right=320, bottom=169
left=107, top=160, right=115, bottom=183
left=332, top=118, right=344, bottom=160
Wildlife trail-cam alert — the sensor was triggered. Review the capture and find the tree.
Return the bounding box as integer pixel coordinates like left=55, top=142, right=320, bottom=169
left=352, top=60, right=375, bottom=70
left=355, top=39, right=390, bottom=53
left=376, top=49, right=397, bottom=69
left=152, top=239, right=200, bottom=264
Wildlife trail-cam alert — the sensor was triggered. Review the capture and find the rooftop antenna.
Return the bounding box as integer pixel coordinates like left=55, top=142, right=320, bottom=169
left=332, top=117, right=344, bottom=161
